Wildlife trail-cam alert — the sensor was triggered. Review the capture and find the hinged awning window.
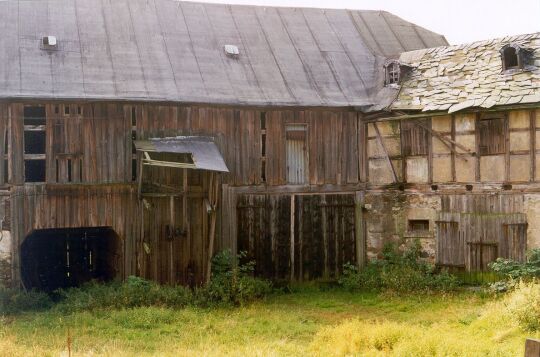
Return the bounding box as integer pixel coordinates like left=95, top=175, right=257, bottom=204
left=134, top=136, right=229, bottom=172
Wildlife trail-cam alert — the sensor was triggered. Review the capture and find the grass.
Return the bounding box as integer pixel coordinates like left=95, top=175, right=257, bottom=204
left=1, top=286, right=539, bottom=356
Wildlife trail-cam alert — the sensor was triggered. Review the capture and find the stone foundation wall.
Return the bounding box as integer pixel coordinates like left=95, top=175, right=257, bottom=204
left=364, top=191, right=540, bottom=266
left=364, top=192, right=440, bottom=263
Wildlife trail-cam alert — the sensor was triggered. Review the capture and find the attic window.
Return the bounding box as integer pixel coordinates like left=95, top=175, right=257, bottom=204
left=500, top=44, right=533, bottom=72
left=385, top=62, right=400, bottom=85
left=502, top=46, right=519, bottom=70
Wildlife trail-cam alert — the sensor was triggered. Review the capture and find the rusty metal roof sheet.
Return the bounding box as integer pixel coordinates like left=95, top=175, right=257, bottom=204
left=0, top=0, right=447, bottom=107
left=134, top=136, right=229, bottom=172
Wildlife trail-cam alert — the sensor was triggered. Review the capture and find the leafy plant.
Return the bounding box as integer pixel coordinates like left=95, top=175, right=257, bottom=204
left=55, top=276, right=193, bottom=313
left=338, top=241, right=459, bottom=293
left=489, top=249, right=540, bottom=280
left=196, top=250, right=272, bottom=306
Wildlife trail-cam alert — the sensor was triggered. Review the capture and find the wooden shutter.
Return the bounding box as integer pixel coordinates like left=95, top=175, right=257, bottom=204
left=478, top=118, right=506, bottom=155
left=436, top=221, right=464, bottom=267
left=401, top=119, right=429, bottom=156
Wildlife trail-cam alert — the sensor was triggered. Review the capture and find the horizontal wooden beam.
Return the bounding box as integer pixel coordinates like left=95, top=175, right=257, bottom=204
left=142, top=160, right=196, bottom=169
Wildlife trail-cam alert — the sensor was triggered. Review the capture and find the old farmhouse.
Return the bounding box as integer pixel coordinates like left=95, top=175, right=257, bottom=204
left=0, top=0, right=538, bottom=291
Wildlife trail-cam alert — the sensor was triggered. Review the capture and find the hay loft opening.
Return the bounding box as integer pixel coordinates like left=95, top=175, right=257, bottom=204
left=21, top=227, right=120, bottom=292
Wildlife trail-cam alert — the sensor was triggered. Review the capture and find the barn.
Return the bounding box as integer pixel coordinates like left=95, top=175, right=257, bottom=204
left=0, top=0, right=537, bottom=291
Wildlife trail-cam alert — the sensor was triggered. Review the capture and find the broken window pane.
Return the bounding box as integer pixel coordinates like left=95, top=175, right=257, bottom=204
left=24, top=131, right=46, bottom=154
left=23, top=106, right=46, bottom=126
left=25, top=159, right=46, bottom=182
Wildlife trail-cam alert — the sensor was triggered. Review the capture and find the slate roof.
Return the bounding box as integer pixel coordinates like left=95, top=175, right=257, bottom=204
left=0, top=0, right=447, bottom=107
left=391, top=33, right=540, bottom=113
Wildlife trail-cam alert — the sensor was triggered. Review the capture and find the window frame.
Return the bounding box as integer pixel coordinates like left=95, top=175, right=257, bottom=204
left=384, top=60, right=401, bottom=86
left=285, top=123, right=308, bottom=185
left=477, top=117, right=507, bottom=156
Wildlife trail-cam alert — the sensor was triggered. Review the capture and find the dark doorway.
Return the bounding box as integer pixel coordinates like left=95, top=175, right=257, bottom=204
left=21, top=227, right=120, bottom=292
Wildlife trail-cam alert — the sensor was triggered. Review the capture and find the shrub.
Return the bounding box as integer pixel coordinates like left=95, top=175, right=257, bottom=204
left=196, top=250, right=272, bottom=306
left=504, top=280, right=540, bottom=332
left=489, top=249, right=540, bottom=280
left=338, top=241, right=459, bottom=293
left=55, top=276, right=193, bottom=313
left=0, top=286, right=52, bottom=314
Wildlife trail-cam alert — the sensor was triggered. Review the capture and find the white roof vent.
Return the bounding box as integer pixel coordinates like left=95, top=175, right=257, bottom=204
left=224, top=44, right=239, bottom=57
left=42, top=36, right=57, bottom=49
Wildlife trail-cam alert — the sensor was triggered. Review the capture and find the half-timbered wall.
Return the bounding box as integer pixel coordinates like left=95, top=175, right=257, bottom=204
left=366, top=109, right=540, bottom=185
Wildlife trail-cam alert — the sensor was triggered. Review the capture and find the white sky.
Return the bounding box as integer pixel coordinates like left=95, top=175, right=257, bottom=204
left=185, top=0, right=540, bottom=45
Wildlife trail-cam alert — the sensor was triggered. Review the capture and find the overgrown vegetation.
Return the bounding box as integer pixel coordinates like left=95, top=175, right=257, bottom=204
left=505, top=280, right=540, bottom=332
left=338, top=240, right=459, bottom=293
left=196, top=250, right=272, bottom=306
left=489, top=248, right=540, bottom=280
left=1, top=287, right=538, bottom=356
left=0, top=250, right=271, bottom=315
left=0, top=286, right=52, bottom=314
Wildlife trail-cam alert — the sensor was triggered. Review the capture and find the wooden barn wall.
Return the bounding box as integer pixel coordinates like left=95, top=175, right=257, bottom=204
left=237, top=193, right=357, bottom=280
left=437, top=194, right=527, bottom=271
left=9, top=184, right=212, bottom=286
left=7, top=103, right=361, bottom=187
left=367, top=108, right=540, bottom=186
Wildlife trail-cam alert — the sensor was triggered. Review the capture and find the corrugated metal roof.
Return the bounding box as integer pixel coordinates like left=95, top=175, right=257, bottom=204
left=134, top=136, right=229, bottom=172
left=0, top=0, right=447, bottom=107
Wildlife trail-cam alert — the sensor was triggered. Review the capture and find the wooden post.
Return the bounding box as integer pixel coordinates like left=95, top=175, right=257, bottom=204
left=206, top=173, right=219, bottom=284
left=290, top=194, right=295, bottom=281
left=354, top=191, right=366, bottom=268
left=525, top=338, right=540, bottom=357
left=530, top=110, right=536, bottom=182
left=169, top=195, right=174, bottom=285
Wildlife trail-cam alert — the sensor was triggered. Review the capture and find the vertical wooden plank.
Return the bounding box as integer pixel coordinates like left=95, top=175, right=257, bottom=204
left=0, top=104, right=6, bottom=186
left=475, top=113, right=481, bottom=182
left=504, top=112, right=510, bottom=182
left=531, top=110, right=536, bottom=182
left=451, top=115, right=456, bottom=182
left=10, top=104, right=24, bottom=184
left=358, top=116, right=367, bottom=182
left=355, top=191, right=365, bottom=268
left=290, top=193, right=295, bottom=280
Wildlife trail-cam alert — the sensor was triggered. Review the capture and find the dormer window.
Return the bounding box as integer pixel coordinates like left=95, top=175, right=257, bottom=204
left=500, top=44, right=533, bottom=72
left=384, top=60, right=401, bottom=85
left=384, top=60, right=413, bottom=86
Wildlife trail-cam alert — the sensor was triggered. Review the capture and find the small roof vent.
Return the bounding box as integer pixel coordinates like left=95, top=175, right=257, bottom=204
left=224, top=44, right=239, bottom=57
left=41, top=36, right=57, bottom=49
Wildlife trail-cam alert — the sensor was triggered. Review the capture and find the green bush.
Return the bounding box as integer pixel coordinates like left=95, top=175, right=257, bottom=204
left=489, top=249, right=540, bottom=280
left=0, top=286, right=53, bottom=314
left=196, top=250, right=272, bottom=306
left=55, top=276, right=193, bottom=313
left=339, top=241, right=459, bottom=293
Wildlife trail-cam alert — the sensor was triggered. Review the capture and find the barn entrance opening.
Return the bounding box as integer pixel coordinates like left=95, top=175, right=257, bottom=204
left=21, top=227, right=120, bottom=292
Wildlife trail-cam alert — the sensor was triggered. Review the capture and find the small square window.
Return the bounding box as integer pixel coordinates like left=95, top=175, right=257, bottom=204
left=408, top=219, right=429, bottom=232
